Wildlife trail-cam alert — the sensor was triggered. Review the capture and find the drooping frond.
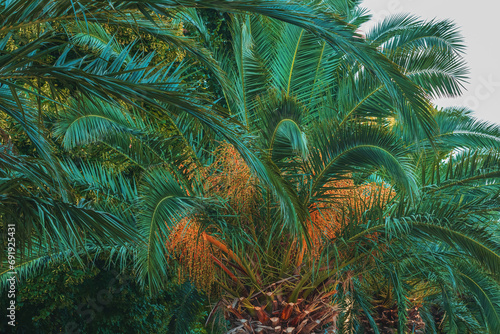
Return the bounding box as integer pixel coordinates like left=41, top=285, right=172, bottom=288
left=398, top=48, right=469, bottom=99
left=456, top=262, right=500, bottom=333
left=69, top=21, right=127, bottom=59
left=366, top=14, right=466, bottom=54
left=255, top=92, right=308, bottom=162
left=55, top=97, right=142, bottom=149
left=306, top=121, right=416, bottom=204
left=135, top=168, right=203, bottom=292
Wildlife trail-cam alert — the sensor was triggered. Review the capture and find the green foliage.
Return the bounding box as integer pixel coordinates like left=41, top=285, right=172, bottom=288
left=0, top=1, right=499, bottom=333
left=0, top=259, right=208, bottom=334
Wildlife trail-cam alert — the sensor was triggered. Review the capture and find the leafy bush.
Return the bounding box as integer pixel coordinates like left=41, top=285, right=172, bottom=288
left=0, top=259, right=208, bottom=333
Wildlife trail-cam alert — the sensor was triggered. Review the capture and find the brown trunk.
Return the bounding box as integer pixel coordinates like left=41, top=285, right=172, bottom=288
left=290, top=310, right=310, bottom=327
left=280, top=303, right=294, bottom=320
left=255, top=306, right=270, bottom=324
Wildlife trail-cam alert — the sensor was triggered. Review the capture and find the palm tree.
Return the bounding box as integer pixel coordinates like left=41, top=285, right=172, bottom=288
left=2, top=1, right=499, bottom=333
left=44, top=4, right=500, bottom=334
left=0, top=0, right=436, bottom=271
left=0, top=0, right=436, bottom=285
left=162, top=7, right=499, bottom=333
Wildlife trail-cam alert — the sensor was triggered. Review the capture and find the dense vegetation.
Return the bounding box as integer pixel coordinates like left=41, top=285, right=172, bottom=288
left=1, top=0, right=499, bottom=333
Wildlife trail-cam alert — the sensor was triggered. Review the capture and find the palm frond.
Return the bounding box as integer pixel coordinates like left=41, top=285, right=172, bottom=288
left=366, top=14, right=465, bottom=54
left=135, top=168, right=204, bottom=292
left=306, top=122, right=416, bottom=204
left=457, top=263, right=500, bottom=333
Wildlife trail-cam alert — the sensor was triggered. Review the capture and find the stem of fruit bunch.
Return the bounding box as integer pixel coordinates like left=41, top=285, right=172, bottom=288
left=297, top=252, right=371, bottom=301
left=203, top=233, right=259, bottom=285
